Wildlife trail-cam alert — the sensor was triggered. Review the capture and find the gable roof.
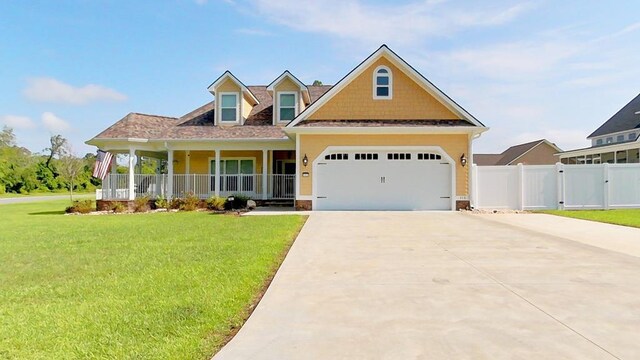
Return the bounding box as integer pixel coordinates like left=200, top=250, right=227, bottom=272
left=87, top=85, right=331, bottom=143
left=266, top=71, right=311, bottom=104
left=588, top=92, right=640, bottom=138
left=474, top=139, right=562, bottom=166
left=287, top=44, right=485, bottom=128
left=207, top=71, right=259, bottom=105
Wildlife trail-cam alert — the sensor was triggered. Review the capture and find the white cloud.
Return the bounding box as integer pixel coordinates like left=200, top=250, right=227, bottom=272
left=41, top=112, right=70, bottom=133
left=245, top=0, right=533, bottom=46
left=23, top=77, right=127, bottom=105
left=0, top=115, right=36, bottom=130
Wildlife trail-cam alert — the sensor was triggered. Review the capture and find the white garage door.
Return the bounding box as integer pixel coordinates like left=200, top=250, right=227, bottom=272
left=315, top=148, right=453, bottom=210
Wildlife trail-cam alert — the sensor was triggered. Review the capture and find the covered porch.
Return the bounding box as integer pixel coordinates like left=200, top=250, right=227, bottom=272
left=97, top=141, right=297, bottom=201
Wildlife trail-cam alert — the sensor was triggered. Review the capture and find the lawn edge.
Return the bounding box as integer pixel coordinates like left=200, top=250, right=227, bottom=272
left=207, top=214, right=309, bottom=358
left=537, top=210, right=640, bottom=229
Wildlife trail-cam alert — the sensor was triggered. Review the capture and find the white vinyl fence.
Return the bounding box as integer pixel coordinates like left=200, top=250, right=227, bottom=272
left=472, top=163, right=640, bottom=210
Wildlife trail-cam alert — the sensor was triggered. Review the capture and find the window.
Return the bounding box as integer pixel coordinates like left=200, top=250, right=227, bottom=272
left=324, top=153, right=349, bottom=160
left=279, top=93, right=297, bottom=122
left=617, top=135, right=625, bottom=142
left=220, top=93, right=238, bottom=122
left=606, top=137, right=613, bottom=144
left=629, top=133, right=636, bottom=141
left=373, top=66, right=392, bottom=99
left=417, top=153, right=442, bottom=160
left=387, top=153, right=411, bottom=160
left=596, top=139, right=603, bottom=145
left=354, top=153, right=379, bottom=160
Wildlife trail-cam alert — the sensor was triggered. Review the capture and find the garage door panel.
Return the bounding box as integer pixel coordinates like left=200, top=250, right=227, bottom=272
left=315, top=149, right=452, bottom=211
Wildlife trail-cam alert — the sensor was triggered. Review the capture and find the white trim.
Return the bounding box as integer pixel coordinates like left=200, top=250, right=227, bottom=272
left=285, top=126, right=488, bottom=136
left=218, top=92, right=240, bottom=124
left=310, top=145, right=456, bottom=211
left=276, top=91, right=299, bottom=124
left=267, top=71, right=310, bottom=104
left=295, top=133, right=300, bottom=199
left=559, top=138, right=640, bottom=158
left=207, top=71, right=259, bottom=105
left=373, top=65, right=392, bottom=100
left=287, top=45, right=485, bottom=128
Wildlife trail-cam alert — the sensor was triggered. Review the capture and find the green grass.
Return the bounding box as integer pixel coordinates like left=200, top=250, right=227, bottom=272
left=0, top=191, right=94, bottom=198
left=0, top=201, right=306, bottom=359
left=541, top=209, right=640, bottom=228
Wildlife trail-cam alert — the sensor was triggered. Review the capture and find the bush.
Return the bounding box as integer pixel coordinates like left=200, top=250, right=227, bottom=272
left=65, top=200, right=94, bottom=214
left=180, top=192, right=200, bottom=211
left=133, top=196, right=150, bottom=213
left=111, top=202, right=127, bottom=213
left=155, top=195, right=169, bottom=209
left=169, top=198, right=183, bottom=210
left=206, top=196, right=226, bottom=211
left=224, top=194, right=251, bottom=210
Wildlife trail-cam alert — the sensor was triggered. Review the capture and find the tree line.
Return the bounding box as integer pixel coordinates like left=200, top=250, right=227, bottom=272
left=0, top=126, right=100, bottom=195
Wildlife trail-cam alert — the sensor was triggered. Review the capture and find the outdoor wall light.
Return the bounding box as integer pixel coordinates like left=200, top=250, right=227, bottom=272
left=460, top=153, right=467, bottom=167
left=302, top=154, right=309, bottom=167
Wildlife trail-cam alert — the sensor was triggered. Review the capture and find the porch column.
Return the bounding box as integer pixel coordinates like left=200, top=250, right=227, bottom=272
left=214, top=149, right=221, bottom=197
left=167, top=149, right=174, bottom=199
left=128, top=148, right=136, bottom=200
left=110, top=154, right=117, bottom=199
left=185, top=150, right=191, bottom=192
left=262, top=150, right=268, bottom=200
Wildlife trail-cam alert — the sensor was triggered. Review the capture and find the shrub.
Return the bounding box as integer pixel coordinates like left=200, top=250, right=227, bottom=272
left=224, top=194, right=251, bottom=210
left=111, top=202, right=127, bottom=213
left=133, top=196, right=150, bottom=213
left=180, top=192, right=200, bottom=211
left=169, top=198, right=183, bottom=210
left=155, top=195, right=169, bottom=209
left=65, top=200, right=94, bottom=214
left=206, top=196, right=226, bottom=211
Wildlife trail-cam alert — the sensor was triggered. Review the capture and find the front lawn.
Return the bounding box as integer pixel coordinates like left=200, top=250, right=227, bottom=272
left=0, top=201, right=305, bottom=359
left=541, top=209, right=640, bottom=228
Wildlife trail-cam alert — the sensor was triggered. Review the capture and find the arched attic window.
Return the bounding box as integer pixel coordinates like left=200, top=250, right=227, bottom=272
left=373, top=65, right=392, bottom=99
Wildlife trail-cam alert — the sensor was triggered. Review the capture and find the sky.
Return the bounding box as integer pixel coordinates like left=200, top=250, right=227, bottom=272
left=1, top=0, right=639, bottom=155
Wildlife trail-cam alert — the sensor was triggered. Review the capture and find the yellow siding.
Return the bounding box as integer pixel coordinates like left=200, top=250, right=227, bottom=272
left=298, top=134, right=469, bottom=196
left=242, top=96, right=252, bottom=121
left=307, top=57, right=459, bottom=120
left=173, top=150, right=265, bottom=174
left=216, top=78, right=240, bottom=92
left=274, top=77, right=299, bottom=92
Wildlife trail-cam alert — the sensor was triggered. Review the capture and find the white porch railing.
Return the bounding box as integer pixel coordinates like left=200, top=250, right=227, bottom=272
left=99, top=174, right=295, bottom=200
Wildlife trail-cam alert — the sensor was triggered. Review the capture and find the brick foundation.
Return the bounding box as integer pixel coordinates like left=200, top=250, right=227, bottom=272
left=455, top=200, right=470, bottom=211
left=295, top=200, right=312, bottom=211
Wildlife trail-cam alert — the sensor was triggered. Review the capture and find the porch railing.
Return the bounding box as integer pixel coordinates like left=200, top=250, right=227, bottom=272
left=98, top=173, right=295, bottom=200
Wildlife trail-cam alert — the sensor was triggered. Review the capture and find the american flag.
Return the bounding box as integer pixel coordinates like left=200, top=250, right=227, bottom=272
left=92, top=150, right=113, bottom=180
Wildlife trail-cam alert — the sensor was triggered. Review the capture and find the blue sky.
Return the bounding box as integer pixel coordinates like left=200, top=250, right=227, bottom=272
left=1, top=0, right=639, bottom=155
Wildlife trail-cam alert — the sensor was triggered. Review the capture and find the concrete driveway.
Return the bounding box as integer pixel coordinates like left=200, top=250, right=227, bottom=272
left=214, top=212, right=640, bottom=360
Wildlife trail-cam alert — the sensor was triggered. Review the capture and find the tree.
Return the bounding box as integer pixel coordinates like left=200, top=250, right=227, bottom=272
left=57, top=146, right=86, bottom=201
left=43, top=135, right=68, bottom=174
left=312, top=80, right=323, bottom=86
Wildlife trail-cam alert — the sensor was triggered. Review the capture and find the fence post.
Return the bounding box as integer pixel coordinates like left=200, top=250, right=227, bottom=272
left=603, top=163, right=610, bottom=210
left=517, top=163, right=524, bottom=211
left=555, top=162, right=564, bottom=210
left=470, top=164, right=478, bottom=209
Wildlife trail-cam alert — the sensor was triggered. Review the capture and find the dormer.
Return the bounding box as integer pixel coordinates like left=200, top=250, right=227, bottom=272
left=267, top=71, right=310, bottom=125
left=207, top=71, right=259, bottom=125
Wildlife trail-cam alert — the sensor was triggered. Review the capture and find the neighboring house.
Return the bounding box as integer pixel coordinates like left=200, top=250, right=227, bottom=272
left=474, top=139, right=561, bottom=166
left=559, top=93, right=640, bottom=164
left=87, top=45, right=488, bottom=211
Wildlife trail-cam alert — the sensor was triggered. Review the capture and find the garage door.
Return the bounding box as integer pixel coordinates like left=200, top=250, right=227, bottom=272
left=315, top=148, right=453, bottom=210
